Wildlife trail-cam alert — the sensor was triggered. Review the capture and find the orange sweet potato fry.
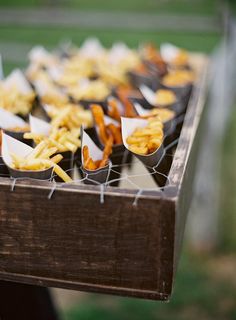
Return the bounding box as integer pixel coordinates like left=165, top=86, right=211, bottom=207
left=106, top=123, right=122, bottom=145
left=116, top=89, right=136, bottom=118
left=91, top=104, right=108, bottom=145
left=83, top=145, right=98, bottom=170
left=82, top=145, right=89, bottom=163
left=108, top=99, right=121, bottom=122
left=85, top=157, right=98, bottom=171
left=98, top=135, right=113, bottom=168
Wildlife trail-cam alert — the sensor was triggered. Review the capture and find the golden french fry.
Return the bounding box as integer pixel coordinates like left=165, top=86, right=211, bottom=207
left=126, top=116, right=164, bottom=155
left=53, top=164, right=73, bottom=183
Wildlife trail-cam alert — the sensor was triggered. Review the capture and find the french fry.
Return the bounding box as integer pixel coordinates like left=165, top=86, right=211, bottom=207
left=0, top=85, right=35, bottom=116
left=10, top=140, right=72, bottom=183
left=116, top=88, right=136, bottom=118
left=126, top=116, right=164, bottom=155
left=106, top=123, right=122, bottom=144
left=108, top=99, right=121, bottom=122
left=82, top=135, right=113, bottom=171
left=99, top=135, right=113, bottom=168
left=91, top=104, right=108, bottom=145
left=91, top=104, right=123, bottom=146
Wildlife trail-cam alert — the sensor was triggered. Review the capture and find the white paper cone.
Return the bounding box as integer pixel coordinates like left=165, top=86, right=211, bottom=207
left=1, top=132, right=53, bottom=179
left=79, top=38, right=104, bottom=58
left=139, top=85, right=157, bottom=106
left=29, top=114, right=51, bottom=136
left=107, top=96, right=124, bottom=115
left=160, top=43, right=180, bottom=63
left=2, top=132, right=33, bottom=167
left=133, top=102, right=150, bottom=117
left=4, top=69, right=33, bottom=95
left=81, top=128, right=110, bottom=184
left=81, top=128, right=104, bottom=163
left=0, top=108, right=27, bottom=130
left=121, top=117, right=164, bottom=168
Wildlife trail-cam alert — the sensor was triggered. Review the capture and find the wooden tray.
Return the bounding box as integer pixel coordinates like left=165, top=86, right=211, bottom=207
left=0, top=57, right=209, bottom=301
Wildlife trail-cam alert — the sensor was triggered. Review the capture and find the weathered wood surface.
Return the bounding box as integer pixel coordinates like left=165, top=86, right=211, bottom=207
left=0, top=59, right=208, bottom=300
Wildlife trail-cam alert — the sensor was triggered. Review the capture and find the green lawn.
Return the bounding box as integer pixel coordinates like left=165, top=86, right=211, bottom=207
left=63, top=250, right=236, bottom=320
left=0, top=0, right=219, bottom=15
left=219, top=108, right=236, bottom=251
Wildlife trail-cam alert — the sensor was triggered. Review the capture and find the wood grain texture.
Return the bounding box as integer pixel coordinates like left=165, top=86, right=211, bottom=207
left=0, top=182, right=175, bottom=300
left=0, top=59, right=209, bottom=300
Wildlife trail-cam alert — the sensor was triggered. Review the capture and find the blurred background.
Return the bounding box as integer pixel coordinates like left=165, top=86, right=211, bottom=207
left=1, top=0, right=236, bottom=319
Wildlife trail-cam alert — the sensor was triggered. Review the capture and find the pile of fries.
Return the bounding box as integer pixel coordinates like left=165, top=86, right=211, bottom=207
left=24, top=127, right=81, bottom=153
left=126, top=117, right=164, bottom=155
left=162, top=70, right=195, bottom=87
left=140, top=108, right=175, bottom=123
left=0, top=85, right=35, bottom=116
left=91, top=104, right=122, bottom=145
left=0, top=40, right=196, bottom=184
left=10, top=140, right=72, bottom=182
left=46, top=104, right=93, bottom=130
left=83, top=135, right=113, bottom=171
left=154, top=89, right=177, bottom=106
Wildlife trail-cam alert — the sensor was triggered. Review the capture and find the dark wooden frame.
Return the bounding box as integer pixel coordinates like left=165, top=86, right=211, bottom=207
left=0, top=60, right=209, bottom=301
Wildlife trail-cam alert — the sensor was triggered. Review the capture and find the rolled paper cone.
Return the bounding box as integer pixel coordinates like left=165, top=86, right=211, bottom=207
left=160, top=43, right=181, bottom=64
left=79, top=99, right=108, bottom=113
left=161, top=83, right=192, bottom=108
left=81, top=163, right=111, bottom=185
left=121, top=117, right=166, bottom=186
left=8, top=166, right=54, bottom=180
left=3, top=129, right=32, bottom=146
left=92, top=115, right=128, bottom=187
left=133, top=102, right=176, bottom=137
left=1, top=133, right=54, bottom=181
left=139, top=84, right=186, bottom=116
left=29, top=114, right=51, bottom=136
left=0, top=108, right=31, bottom=144
left=129, top=97, right=153, bottom=110
left=80, top=128, right=111, bottom=185
left=0, top=156, right=9, bottom=177
left=127, top=70, right=160, bottom=90
left=142, top=59, right=167, bottom=77
left=3, top=69, right=33, bottom=95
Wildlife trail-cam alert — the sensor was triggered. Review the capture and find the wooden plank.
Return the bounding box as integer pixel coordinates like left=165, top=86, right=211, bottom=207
left=0, top=182, right=175, bottom=300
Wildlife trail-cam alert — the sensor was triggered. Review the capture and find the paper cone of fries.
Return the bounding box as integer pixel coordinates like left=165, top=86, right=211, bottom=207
left=0, top=108, right=31, bottom=144
left=103, top=115, right=128, bottom=186
left=0, top=156, right=9, bottom=177
left=139, top=85, right=184, bottom=115
left=133, top=102, right=176, bottom=137
left=121, top=117, right=167, bottom=186
left=4, top=69, right=33, bottom=96
left=80, top=128, right=111, bottom=185
left=29, top=115, right=77, bottom=179
left=1, top=133, right=53, bottom=180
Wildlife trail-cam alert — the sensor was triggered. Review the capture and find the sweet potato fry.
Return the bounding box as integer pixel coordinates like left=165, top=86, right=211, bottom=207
left=108, top=99, right=121, bottom=122
left=99, top=135, right=113, bottom=168
left=91, top=104, right=108, bottom=145
left=106, top=123, right=122, bottom=145
left=116, top=88, right=136, bottom=118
